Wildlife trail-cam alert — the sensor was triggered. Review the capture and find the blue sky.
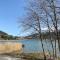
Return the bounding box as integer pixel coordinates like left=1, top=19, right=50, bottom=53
left=0, top=0, right=60, bottom=36
left=0, top=0, right=27, bottom=36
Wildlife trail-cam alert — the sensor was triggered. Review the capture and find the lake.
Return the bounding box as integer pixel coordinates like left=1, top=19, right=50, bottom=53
left=19, top=39, right=59, bottom=53
left=0, top=39, right=59, bottom=53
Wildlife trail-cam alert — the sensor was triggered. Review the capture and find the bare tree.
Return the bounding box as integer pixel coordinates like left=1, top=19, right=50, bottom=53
left=20, top=8, right=47, bottom=60
left=39, top=0, right=60, bottom=59
left=19, top=0, right=60, bottom=60
left=43, top=0, right=60, bottom=59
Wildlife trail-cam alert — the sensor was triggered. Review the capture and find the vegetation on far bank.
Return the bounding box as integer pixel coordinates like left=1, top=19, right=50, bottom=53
left=0, top=30, right=60, bottom=40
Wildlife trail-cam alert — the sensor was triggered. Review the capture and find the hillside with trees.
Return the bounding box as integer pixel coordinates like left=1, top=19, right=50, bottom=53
left=25, top=30, right=60, bottom=40
left=0, top=31, right=19, bottom=40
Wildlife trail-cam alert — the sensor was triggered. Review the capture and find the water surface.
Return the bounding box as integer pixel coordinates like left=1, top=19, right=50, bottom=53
left=0, top=39, right=58, bottom=53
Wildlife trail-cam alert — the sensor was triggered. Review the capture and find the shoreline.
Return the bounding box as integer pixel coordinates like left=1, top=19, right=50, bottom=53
left=0, top=52, right=60, bottom=60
